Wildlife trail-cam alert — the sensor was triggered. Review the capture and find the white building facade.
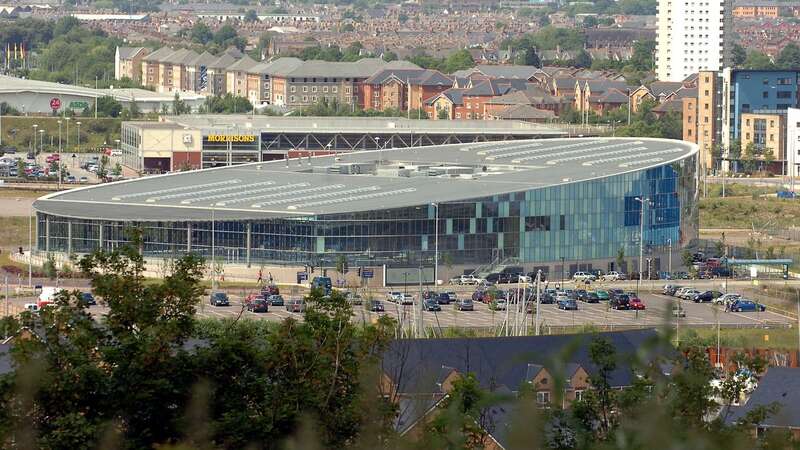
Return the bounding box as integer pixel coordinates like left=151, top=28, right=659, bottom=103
left=787, top=108, right=800, bottom=178
left=655, top=0, right=733, bottom=82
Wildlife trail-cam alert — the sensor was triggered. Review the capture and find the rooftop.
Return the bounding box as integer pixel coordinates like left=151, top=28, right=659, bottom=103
left=34, top=137, right=696, bottom=222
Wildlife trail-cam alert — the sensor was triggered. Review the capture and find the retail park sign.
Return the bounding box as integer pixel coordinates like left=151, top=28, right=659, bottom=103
left=69, top=101, right=89, bottom=109
left=206, top=134, right=257, bottom=143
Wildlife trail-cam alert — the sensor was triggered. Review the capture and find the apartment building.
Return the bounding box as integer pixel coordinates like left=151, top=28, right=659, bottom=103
left=362, top=69, right=452, bottom=111
left=740, top=112, right=786, bottom=171
left=114, top=46, right=149, bottom=83
left=655, top=0, right=733, bottom=81
left=786, top=108, right=800, bottom=177
left=683, top=70, right=722, bottom=171
left=185, top=51, right=217, bottom=93
left=269, top=59, right=419, bottom=108
left=574, top=79, right=632, bottom=114
left=226, top=55, right=258, bottom=98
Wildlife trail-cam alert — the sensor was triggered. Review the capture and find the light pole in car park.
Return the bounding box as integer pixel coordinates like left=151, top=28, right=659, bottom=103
left=57, top=120, right=62, bottom=153
left=75, top=121, right=82, bottom=152
left=634, top=196, right=649, bottom=296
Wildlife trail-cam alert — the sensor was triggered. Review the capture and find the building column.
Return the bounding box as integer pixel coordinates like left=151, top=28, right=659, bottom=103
left=246, top=222, right=252, bottom=268
left=67, top=221, right=72, bottom=255
left=45, top=216, right=50, bottom=253
left=186, top=223, right=192, bottom=253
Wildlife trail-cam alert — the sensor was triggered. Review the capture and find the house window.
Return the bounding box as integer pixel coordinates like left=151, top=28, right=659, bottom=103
left=344, top=87, right=350, bottom=94
left=290, top=86, right=296, bottom=93
left=302, top=86, right=308, bottom=92
left=763, top=91, right=769, bottom=99
left=290, top=95, right=295, bottom=102
left=302, top=96, right=308, bottom=102
left=312, top=96, right=317, bottom=102
left=455, top=113, right=461, bottom=118
left=777, top=91, right=792, bottom=99
left=575, top=390, right=584, bottom=401
left=332, top=86, right=338, bottom=93
left=536, top=391, right=551, bottom=405
left=323, top=86, right=328, bottom=93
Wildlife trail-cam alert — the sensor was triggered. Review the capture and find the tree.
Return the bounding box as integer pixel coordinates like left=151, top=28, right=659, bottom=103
left=190, top=22, right=213, bottom=45
left=52, top=16, right=81, bottom=37
left=732, top=43, right=747, bottom=67
left=629, top=40, right=655, bottom=71
left=520, top=47, right=541, bottom=67
left=743, top=50, right=774, bottom=70
left=588, top=337, right=616, bottom=437
left=582, top=15, right=598, bottom=28
left=572, top=50, right=592, bottom=68
left=776, top=43, right=800, bottom=69
left=742, top=142, right=758, bottom=174
left=382, top=50, right=398, bottom=62
left=616, top=247, right=625, bottom=272
left=205, top=94, right=252, bottom=114
left=667, top=347, right=718, bottom=428
left=437, top=108, right=450, bottom=120
left=244, top=9, right=259, bottom=22
left=335, top=254, right=348, bottom=275
left=172, top=92, right=190, bottom=115
left=95, top=96, right=123, bottom=118
left=442, top=49, right=475, bottom=73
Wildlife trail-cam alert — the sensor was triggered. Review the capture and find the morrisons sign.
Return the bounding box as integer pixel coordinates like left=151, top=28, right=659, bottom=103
left=206, top=134, right=257, bottom=143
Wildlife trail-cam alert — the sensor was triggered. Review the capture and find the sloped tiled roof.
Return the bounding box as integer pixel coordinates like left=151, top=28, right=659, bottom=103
left=187, top=51, right=218, bottom=67
left=143, top=46, right=175, bottom=63
left=227, top=54, right=258, bottom=72
left=594, top=88, right=630, bottom=103
left=486, top=86, right=567, bottom=106
left=726, top=367, right=800, bottom=429
left=117, top=46, right=147, bottom=60
left=208, top=53, right=239, bottom=70
left=493, top=104, right=557, bottom=120
left=425, top=87, right=466, bottom=106
left=464, top=78, right=529, bottom=97
left=649, top=81, right=684, bottom=97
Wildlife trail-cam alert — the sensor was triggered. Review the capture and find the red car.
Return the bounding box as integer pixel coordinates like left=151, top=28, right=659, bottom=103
left=628, top=295, right=646, bottom=310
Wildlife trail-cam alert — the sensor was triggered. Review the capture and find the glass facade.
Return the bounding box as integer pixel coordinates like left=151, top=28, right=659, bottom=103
left=36, top=156, right=697, bottom=269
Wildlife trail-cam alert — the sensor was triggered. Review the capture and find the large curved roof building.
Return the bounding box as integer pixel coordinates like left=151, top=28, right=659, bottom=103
left=34, top=137, right=698, bottom=280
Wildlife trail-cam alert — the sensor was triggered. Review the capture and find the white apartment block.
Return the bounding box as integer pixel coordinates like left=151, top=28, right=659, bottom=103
left=787, top=108, right=800, bottom=178
left=656, top=0, right=732, bottom=82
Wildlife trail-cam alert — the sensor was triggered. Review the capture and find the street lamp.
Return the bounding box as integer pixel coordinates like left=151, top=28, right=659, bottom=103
left=65, top=117, right=70, bottom=151
left=31, top=124, right=38, bottom=154
left=75, top=121, right=82, bottom=152
left=431, top=202, right=439, bottom=285
left=667, top=238, right=673, bottom=278
left=38, top=129, right=44, bottom=154
left=57, top=120, right=62, bottom=153
left=634, top=196, right=650, bottom=296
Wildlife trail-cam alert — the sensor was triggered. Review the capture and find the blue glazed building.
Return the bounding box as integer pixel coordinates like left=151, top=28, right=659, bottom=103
left=33, top=138, right=698, bottom=281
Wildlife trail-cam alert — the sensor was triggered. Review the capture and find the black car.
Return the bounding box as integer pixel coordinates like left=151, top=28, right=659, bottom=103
left=584, top=292, right=600, bottom=303
left=436, top=292, right=452, bottom=304
left=369, top=300, right=385, bottom=312
left=210, top=292, right=230, bottom=306
left=693, top=290, right=722, bottom=303
left=575, top=289, right=588, bottom=301
left=539, top=292, right=555, bottom=304
left=610, top=294, right=630, bottom=310
left=247, top=298, right=269, bottom=312
left=423, top=298, right=442, bottom=311
left=79, top=292, right=96, bottom=306
left=608, top=289, right=625, bottom=301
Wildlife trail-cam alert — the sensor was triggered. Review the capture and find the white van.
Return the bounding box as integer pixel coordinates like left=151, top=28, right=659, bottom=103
left=38, top=287, right=63, bottom=304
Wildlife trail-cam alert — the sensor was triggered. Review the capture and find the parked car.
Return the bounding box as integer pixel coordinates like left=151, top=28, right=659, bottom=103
left=680, top=289, right=701, bottom=300
left=663, top=284, right=681, bottom=296
left=610, top=294, right=630, bottom=310
left=267, top=294, right=284, bottom=306
left=572, top=271, right=596, bottom=282
left=575, top=289, right=589, bottom=301
left=628, top=295, right=646, bottom=310
left=79, top=176, right=88, bottom=183
left=422, top=290, right=437, bottom=300
left=247, top=298, right=269, bottom=313
left=445, top=291, right=458, bottom=300
left=285, top=298, right=305, bottom=313
left=608, top=289, right=625, bottom=301
left=777, top=190, right=796, bottom=199
left=387, top=292, right=403, bottom=302
left=66, top=175, right=76, bottom=183
left=493, top=298, right=509, bottom=310
left=715, top=293, right=741, bottom=306
left=79, top=292, right=96, bottom=306
left=400, top=293, right=414, bottom=305
left=693, top=290, right=722, bottom=303
left=435, top=292, right=452, bottom=304
left=369, top=300, right=384, bottom=312
left=584, top=291, right=600, bottom=303
left=423, top=298, right=442, bottom=311
left=458, top=274, right=485, bottom=285
left=602, top=271, right=626, bottom=281
left=456, top=299, right=474, bottom=311
left=557, top=299, right=578, bottom=310
left=728, top=300, right=766, bottom=312
left=595, top=290, right=610, bottom=301
left=540, top=291, right=555, bottom=304
left=210, top=292, right=230, bottom=306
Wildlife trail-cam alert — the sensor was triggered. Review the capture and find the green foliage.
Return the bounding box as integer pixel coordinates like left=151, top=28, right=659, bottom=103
left=189, top=22, right=213, bottom=45
left=743, top=50, right=774, bottom=70
left=172, top=92, right=191, bottom=115
left=42, top=254, right=57, bottom=279
left=205, top=94, right=252, bottom=114
left=732, top=43, right=747, bottom=67
left=582, top=15, right=598, bottom=28
left=95, top=96, right=123, bottom=118
left=244, top=9, right=259, bottom=22
left=776, top=43, right=800, bottom=69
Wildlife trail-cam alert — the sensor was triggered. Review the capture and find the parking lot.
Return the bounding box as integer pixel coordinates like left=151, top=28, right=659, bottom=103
left=4, top=281, right=794, bottom=331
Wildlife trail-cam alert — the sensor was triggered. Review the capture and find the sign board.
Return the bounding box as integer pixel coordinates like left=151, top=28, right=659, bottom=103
left=49, top=98, right=61, bottom=110
left=361, top=269, right=374, bottom=279
left=206, top=134, right=257, bottom=143
left=297, top=271, right=308, bottom=281
left=69, top=101, right=89, bottom=109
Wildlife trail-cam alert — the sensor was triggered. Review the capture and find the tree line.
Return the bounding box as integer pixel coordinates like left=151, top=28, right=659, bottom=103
left=0, top=237, right=794, bottom=449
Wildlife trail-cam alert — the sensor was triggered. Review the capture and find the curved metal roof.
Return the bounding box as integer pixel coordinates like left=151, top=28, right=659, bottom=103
left=33, top=137, right=697, bottom=222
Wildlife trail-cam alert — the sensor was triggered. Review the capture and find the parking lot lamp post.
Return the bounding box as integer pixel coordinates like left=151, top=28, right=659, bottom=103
left=75, top=121, right=81, bottom=152
left=535, top=269, right=542, bottom=336
left=667, top=238, right=672, bottom=277
left=634, top=197, right=649, bottom=296
left=57, top=120, right=62, bottom=152
left=432, top=202, right=439, bottom=285
left=403, top=271, right=409, bottom=297
left=39, top=129, right=44, bottom=154
left=31, top=124, right=37, bottom=154
left=560, top=256, right=565, bottom=287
